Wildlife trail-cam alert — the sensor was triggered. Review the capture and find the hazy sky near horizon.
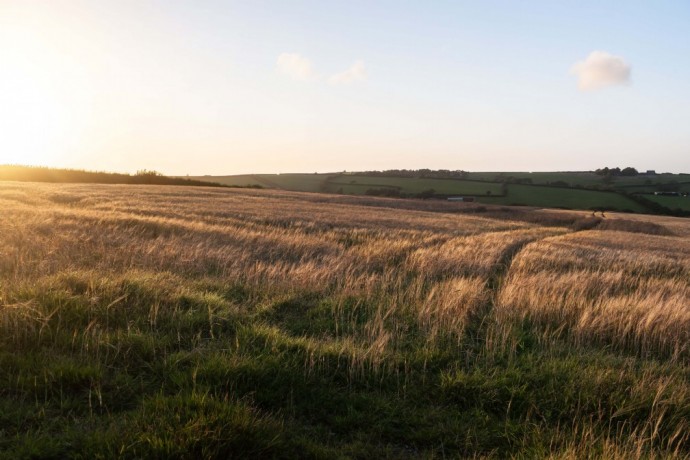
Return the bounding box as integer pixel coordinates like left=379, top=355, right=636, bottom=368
left=1, top=1, right=689, bottom=175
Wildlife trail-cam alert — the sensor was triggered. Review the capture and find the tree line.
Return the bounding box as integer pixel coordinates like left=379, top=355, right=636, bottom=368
left=0, top=165, right=227, bottom=187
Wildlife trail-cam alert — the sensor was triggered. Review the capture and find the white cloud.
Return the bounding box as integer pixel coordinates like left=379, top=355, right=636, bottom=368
left=571, top=51, right=631, bottom=91
left=329, top=60, right=366, bottom=85
left=276, top=53, right=317, bottom=81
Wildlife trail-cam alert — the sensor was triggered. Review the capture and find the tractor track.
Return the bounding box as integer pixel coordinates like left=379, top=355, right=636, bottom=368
left=463, top=232, right=557, bottom=352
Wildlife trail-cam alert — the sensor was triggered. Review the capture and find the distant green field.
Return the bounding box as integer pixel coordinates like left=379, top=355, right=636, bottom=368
left=326, top=175, right=503, bottom=195
left=617, top=182, right=690, bottom=194
left=185, top=172, right=690, bottom=214
left=186, top=174, right=335, bottom=192
left=477, top=184, right=647, bottom=212
left=466, top=172, right=688, bottom=188
left=646, top=195, right=690, bottom=211
left=255, top=174, right=334, bottom=192
left=188, top=175, right=265, bottom=187
left=467, top=171, right=606, bottom=186
left=190, top=174, right=504, bottom=196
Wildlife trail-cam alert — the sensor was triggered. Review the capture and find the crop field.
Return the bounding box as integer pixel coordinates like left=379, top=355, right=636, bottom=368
left=466, top=172, right=689, bottom=188
left=187, top=174, right=337, bottom=192
left=185, top=172, right=690, bottom=215
left=187, top=174, right=503, bottom=196
left=324, top=176, right=503, bottom=196
left=189, top=175, right=266, bottom=188
left=1, top=183, right=689, bottom=458
left=251, top=174, right=334, bottom=192
left=477, top=184, right=647, bottom=212
left=467, top=171, right=608, bottom=186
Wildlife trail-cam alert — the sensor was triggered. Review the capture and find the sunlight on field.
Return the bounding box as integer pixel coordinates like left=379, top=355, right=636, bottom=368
left=497, top=230, right=690, bottom=358
left=1, top=183, right=689, bottom=458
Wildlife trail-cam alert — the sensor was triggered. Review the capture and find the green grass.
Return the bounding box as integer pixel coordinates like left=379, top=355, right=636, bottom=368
left=467, top=171, right=607, bottom=186
left=477, top=184, right=648, bottom=212
left=645, top=195, right=690, bottom=211
left=3, top=273, right=689, bottom=458
left=189, top=174, right=336, bottom=192
left=255, top=174, right=335, bottom=192
left=466, top=171, right=689, bottom=188
left=186, top=174, right=266, bottom=187
left=618, top=183, right=690, bottom=194
left=326, top=175, right=503, bottom=195
left=185, top=171, right=690, bottom=214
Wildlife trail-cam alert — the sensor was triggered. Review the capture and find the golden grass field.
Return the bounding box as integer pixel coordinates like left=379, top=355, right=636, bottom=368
left=1, top=182, right=689, bottom=458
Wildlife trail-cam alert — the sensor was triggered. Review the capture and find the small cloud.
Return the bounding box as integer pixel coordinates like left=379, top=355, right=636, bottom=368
left=329, top=60, right=366, bottom=85
left=276, top=53, right=317, bottom=81
left=571, top=51, right=631, bottom=91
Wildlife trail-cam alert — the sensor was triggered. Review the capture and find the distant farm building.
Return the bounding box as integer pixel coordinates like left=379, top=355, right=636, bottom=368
left=654, top=191, right=680, bottom=196
left=448, top=196, right=475, bottom=202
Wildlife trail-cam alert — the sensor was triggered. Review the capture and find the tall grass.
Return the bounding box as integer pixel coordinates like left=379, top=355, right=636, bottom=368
left=1, top=182, right=690, bottom=458
left=495, top=230, right=690, bottom=360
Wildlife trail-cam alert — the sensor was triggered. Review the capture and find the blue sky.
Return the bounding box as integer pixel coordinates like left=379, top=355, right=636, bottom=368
left=1, top=1, right=688, bottom=174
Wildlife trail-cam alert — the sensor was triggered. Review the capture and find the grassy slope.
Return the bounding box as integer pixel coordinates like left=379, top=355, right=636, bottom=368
left=618, top=183, right=690, bottom=194
left=468, top=171, right=608, bottom=186
left=1, top=183, right=689, bottom=458
left=187, top=174, right=335, bottom=192
left=646, top=195, right=690, bottom=211
left=255, top=173, right=334, bottom=192
left=477, top=184, right=648, bottom=212
left=467, top=171, right=688, bottom=187
left=190, top=173, right=504, bottom=196
left=190, top=174, right=266, bottom=187
left=325, top=175, right=503, bottom=195
left=188, top=172, right=690, bottom=214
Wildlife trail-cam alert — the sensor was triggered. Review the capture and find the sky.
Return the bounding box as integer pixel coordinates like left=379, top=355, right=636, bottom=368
left=1, top=1, right=689, bottom=175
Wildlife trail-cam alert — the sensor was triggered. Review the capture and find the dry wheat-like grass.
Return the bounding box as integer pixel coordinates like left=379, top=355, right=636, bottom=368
left=2, top=183, right=688, bottom=359
left=496, top=229, right=690, bottom=360
left=2, top=182, right=690, bottom=457
left=0, top=183, right=530, bottom=359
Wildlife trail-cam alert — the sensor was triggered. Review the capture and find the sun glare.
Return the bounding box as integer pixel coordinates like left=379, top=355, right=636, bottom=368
left=0, top=70, right=67, bottom=166
left=0, top=6, right=89, bottom=168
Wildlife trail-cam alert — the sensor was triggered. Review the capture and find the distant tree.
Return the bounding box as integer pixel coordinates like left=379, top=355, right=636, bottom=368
left=596, top=166, right=638, bottom=177
left=350, top=169, right=469, bottom=180
left=135, top=169, right=163, bottom=177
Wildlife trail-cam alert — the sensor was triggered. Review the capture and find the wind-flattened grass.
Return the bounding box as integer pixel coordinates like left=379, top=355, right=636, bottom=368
left=495, top=230, right=690, bottom=361
left=1, top=182, right=690, bottom=458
